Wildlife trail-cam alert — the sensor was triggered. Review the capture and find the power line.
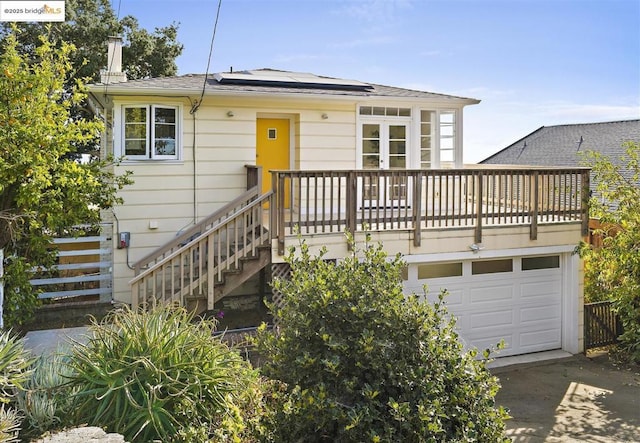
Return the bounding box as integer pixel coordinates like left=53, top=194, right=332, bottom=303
left=191, top=0, right=223, bottom=114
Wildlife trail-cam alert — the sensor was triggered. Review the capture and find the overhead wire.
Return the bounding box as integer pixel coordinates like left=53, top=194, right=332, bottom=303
left=191, top=0, right=223, bottom=114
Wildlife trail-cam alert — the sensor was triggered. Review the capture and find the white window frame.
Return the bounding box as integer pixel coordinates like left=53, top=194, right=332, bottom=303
left=115, top=102, right=182, bottom=161
left=412, top=108, right=463, bottom=169
left=357, top=105, right=464, bottom=170
left=356, top=106, right=412, bottom=169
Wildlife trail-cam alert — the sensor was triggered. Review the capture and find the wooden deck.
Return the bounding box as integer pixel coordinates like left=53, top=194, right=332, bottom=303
left=131, top=166, right=590, bottom=310
left=271, top=168, right=590, bottom=254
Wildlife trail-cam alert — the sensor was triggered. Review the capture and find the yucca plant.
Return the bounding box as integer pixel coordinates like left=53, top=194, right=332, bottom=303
left=0, top=406, right=21, bottom=443
left=0, top=330, right=32, bottom=404
left=67, top=305, right=262, bottom=442
left=0, top=330, right=33, bottom=443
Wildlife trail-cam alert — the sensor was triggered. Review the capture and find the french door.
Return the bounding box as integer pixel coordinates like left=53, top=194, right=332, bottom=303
left=361, top=122, right=409, bottom=207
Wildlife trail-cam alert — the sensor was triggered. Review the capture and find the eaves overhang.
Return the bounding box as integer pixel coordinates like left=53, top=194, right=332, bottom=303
left=88, top=85, right=480, bottom=107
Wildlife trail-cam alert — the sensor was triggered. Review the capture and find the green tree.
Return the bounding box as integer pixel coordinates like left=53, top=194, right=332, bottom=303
left=579, top=142, right=640, bottom=362
left=0, top=29, right=131, bottom=328
left=255, top=234, right=509, bottom=442
left=0, top=0, right=183, bottom=83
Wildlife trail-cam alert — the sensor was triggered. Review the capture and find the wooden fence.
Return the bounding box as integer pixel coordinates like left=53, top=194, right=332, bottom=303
left=584, top=300, right=623, bottom=350
left=29, top=226, right=113, bottom=302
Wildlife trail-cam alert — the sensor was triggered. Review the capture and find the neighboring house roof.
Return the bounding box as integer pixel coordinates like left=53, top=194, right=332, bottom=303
left=481, top=120, right=640, bottom=167
left=481, top=119, right=640, bottom=210
left=91, top=68, right=480, bottom=104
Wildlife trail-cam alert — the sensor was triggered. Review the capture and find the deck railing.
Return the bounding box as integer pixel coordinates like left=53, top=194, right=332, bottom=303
left=272, top=168, right=590, bottom=254
left=130, top=191, right=272, bottom=310
left=131, top=165, right=271, bottom=309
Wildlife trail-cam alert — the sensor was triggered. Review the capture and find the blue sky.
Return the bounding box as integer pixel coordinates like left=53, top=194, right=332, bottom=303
left=113, top=0, right=640, bottom=163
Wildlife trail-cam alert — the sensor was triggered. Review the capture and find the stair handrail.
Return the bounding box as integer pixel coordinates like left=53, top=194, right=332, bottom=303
left=133, top=186, right=260, bottom=274
left=130, top=190, right=272, bottom=287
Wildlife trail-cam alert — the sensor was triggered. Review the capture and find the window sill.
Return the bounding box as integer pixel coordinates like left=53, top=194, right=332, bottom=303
left=119, top=159, right=184, bottom=165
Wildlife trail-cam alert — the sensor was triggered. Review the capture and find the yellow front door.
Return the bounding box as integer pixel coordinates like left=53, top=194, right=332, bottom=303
left=256, top=118, right=290, bottom=206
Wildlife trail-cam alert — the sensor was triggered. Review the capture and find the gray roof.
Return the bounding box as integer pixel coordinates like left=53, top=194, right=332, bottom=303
left=481, top=120, right=640, bottom=209
left=481, top=120, right=640, bottom=167
left=91, top=68, right=479, bottom=104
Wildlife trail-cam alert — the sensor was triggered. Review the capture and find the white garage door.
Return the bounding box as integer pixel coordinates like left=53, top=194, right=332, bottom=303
left=405, top=255, right=563, bottom=357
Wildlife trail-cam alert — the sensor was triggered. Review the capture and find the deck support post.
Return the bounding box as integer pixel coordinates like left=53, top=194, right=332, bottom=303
left=581, top=170, right=590, bottom=237
left=276, top=173, right=285, bottom=255
left=474, top=171, right=483, bottom=244
left=530, top=171, right=539, bottom=240
left=346, top=171, right=357, bottom=250
left=413, top=171, right=422, bottom=247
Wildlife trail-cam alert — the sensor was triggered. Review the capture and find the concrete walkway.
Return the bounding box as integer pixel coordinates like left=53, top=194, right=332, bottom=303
left=493, top=353, right=640, bottom=442
left=23, top=326, right=90, bottom=356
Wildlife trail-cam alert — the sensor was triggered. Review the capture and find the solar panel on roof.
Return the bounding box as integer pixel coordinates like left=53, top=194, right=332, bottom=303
left=213, top=70, right=371, bottom=90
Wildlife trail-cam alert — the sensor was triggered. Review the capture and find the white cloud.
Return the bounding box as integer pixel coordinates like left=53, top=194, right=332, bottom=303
left=419, top=50, right=444, bottom=57
left=337, top=0, right=413, bottom=23
left=330, top=35, right=397, bottom=49
left=273, top=53, right=330, bottom=64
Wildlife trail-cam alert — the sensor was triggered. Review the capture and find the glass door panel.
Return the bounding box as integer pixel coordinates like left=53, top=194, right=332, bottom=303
left=360, top=122, right=409, bottom=207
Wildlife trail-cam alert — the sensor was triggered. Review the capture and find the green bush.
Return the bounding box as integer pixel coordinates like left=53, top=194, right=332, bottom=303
left=67, top=305, right=264, bottom=442
left=255, top=234, right=509, bottom=442
left=579, top=142, right=640, bottom=362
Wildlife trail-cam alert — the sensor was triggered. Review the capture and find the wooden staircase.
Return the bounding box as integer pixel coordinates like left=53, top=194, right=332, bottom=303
left=130, top=186, right=273, bottom=314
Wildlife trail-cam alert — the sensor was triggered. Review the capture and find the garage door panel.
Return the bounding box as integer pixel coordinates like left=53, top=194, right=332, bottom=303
left=421, top=284, right=465, bottom=306
left=465, top=333, right=514, bottom=355
left=520, top=305, right=561, bottom=323
left=519, top=328, right=561, bottom=349
left=406, top=253, right=565, bottom=358
left=521, top=279, right=561, bottom=300
left=470, top=309, right=513, bottom=329
left=469, top=284, right=513, bottom=304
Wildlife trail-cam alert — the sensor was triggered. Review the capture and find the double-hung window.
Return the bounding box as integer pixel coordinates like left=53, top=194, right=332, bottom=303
left=122, top=105, right=180, bottom=160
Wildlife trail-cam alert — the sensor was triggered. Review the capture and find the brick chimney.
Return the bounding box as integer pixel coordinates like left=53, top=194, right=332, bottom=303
left=100, top=36, right=127, bottom=84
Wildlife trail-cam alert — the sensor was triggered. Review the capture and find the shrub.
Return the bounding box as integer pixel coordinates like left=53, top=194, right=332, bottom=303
left=255, top=234, right=509, bottom=442
left=67, top=305, right=264, bottom=442
left=579, top=142, right=640, bottom=362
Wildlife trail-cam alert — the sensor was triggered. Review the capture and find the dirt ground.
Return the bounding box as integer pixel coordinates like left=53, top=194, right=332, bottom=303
left=493, top=352, right=640, bottom=442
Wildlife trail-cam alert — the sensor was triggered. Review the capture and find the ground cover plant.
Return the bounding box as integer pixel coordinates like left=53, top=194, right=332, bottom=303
left=255, top=233, right=509, bottom=442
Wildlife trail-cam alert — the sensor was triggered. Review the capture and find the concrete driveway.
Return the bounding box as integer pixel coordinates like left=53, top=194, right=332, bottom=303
left=493, top=353, right=640, bottom=442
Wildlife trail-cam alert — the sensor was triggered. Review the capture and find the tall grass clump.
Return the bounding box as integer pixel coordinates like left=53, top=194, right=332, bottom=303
left=67, top=305, right=264, bottom=442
